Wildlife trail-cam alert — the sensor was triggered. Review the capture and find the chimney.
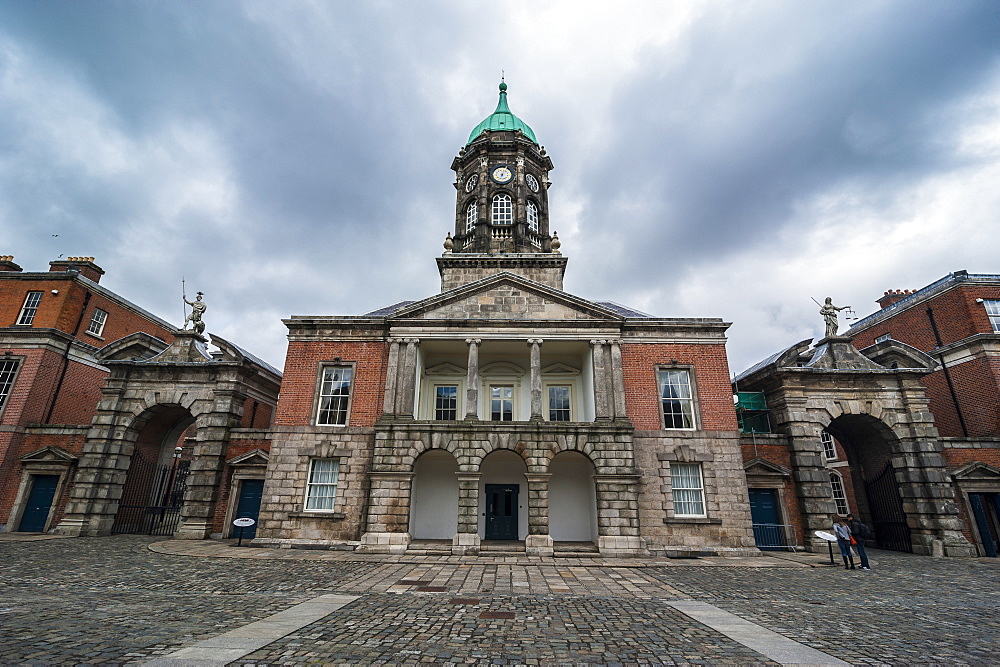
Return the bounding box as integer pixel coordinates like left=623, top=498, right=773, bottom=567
left=877, top=289, right=913, bottom=309
left=49, top=256, right=105, bottom=283
left=0, top=255, right=23, bottom=272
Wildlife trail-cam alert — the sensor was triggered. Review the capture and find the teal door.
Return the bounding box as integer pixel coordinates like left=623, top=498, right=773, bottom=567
left=18, top=475, right=59, bottom=532
left=485, top=484, right=518, bottom=540
left=969, top=493, right=999, bottom=557
left=234, top=479, right=264, bottom=539
left=748, top=488, right=786, bottom=550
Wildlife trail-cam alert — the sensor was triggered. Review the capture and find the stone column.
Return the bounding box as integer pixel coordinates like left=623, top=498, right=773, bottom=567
left=591, top=340, right=611, bottom=420
left=382, top=338, right=401, bottom=417
left=528, top=339, right=543, bottom=420
left=787, top=425, right=840, bottom=552
left=398, top=339, right=419, bottom=419
left=609, top=340, right=627, bottom=420
left=465, top=339, right=481, bottom=420
left=594, top=473, right=648, bottom=556
left=524, top=473, right=553, bottom=556
left=357, top=471, right=414, bottom=554
left=452, top=472, right=482, bottom=555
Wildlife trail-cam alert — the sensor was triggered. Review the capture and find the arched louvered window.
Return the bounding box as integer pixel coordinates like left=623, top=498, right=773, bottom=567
left=526, top=201, right=538, bottom=232
left=466, top=202, right=478, bottom=233
left=492, top=194, right=513, bottom=225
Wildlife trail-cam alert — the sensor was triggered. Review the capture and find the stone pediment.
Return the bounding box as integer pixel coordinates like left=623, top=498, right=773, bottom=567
left=743, top=457, right=791, bottom=478
left=149, top=331, right=214, bottom=363
left=20, top=446, right=78, bottom=465
left=951, top=461, right=1000, bottom=482
left=858, top=340, right=937, bottom=371
left=227, top=449, right=270, bottom=466
left=388, top=272, right=625, bottom=322
left=803, top=337, right=885, bottom=371
left=96, top=332, right=170, bottom=362
left=541, top=362, right=580, bottom=375
left=424, top=362, right=466, bottom=376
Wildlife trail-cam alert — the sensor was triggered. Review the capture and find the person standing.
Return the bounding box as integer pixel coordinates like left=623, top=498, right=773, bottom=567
left=833, top=516, right=856, bottom=570
left=847, top=513, right=872, bottom=570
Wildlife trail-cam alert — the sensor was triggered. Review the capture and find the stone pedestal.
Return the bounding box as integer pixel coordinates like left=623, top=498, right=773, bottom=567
left=357, top=531, right=411, bottom=554
left=598, top=535, right=648, bottom=557
left=525, top=534, right=554, bottom=556
left=452, top=532, right=481, bottom=556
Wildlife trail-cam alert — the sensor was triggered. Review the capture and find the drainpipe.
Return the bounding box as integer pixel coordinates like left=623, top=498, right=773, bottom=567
left=45, top=291, right=91, bottom=423
left=925, top=308, right=968, bottom=437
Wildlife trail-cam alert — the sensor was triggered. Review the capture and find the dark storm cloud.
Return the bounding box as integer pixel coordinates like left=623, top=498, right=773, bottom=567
left=568, top=1, right=1000, bottom=304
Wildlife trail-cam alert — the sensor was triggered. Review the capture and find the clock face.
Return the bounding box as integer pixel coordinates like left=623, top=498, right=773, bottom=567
left=525, top=174, right=539, bottom=192
left=491, top=165, right=513, bottom=184
left=465, top=174, right=478, bottom=192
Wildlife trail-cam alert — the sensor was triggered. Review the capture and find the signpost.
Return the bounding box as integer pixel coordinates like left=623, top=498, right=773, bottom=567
left=233, top=517, right=256, bottom=547
left=814, top=530, right=838, bottom=565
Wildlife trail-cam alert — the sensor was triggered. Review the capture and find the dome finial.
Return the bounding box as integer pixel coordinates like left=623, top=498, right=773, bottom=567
left=499, top=70, right=507, bottom=93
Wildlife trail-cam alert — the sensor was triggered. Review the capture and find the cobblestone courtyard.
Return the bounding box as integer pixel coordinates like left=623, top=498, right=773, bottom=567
left=0, top=535, right=997, bottom=665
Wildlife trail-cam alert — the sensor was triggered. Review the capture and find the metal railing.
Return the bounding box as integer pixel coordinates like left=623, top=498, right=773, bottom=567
left=752, top=523, right=799, bottom=551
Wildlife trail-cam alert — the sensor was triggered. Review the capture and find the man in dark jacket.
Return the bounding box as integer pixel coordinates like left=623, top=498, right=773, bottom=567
left=847, top=514, right=872, bottom=570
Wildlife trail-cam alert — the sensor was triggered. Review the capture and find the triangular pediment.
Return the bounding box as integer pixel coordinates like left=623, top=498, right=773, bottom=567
left=20, top=446, right=78, bottom=465
left=952, top=461, right=1000, bottom=482
left=388, top=272, right=626, bottom=322
left=96, top=332, right=170, bottom=362
left=227, top=449, right=270, bottom=466
left=743, top=457, right=791, bottom=478
left=859, top=340, right=936, bottom=371
left=541, top=362, right=580, bottom=374
left=425, top=362, right=467, bottom=376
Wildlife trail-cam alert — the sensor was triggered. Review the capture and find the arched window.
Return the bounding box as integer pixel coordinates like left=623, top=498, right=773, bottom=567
left=829, top=472, right=849, bottom=515
left=492, top=194, right=512, bottom=225
left=466, top=202, right=477, bottom=233
left=526, top=201, right=538, bottom=232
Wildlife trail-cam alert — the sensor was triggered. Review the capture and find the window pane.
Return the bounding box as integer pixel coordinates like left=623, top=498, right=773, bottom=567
left=318, top=366, right=353, bottom=425
left=17, top=291, right=42, bottom=325
left=985, top=300, right=1000, bottom=332
left=830, top=473, right=849, bottom=515
left=306, top=459, right=339, bottom=511
left=466, top=202, right=477, bottom=233
left=87, top=308, right=108, bottom=336
left=435, top=385, right=458, bottom=420
left=548, top=386, right=571, bottom=421
left=821, top=431, right=837, bottom=460
left=658, top=369, right=694, bottom=428
left=671, top=463, right=705, bottom=516
left=0, top=359, right=19, bottom=411
left=527, top=202, right=538, bottom=232
left=491, top=385, right=513, bottom=421
left=492, top=194, right=512, bottom=225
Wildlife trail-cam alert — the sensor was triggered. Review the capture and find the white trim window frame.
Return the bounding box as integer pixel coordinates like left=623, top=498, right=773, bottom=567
left=491, top=194, right=513, bottom=225
left=670, top=462, right=706, bottom=517
left=984, top=299, right=1000, bottom=333
left=546, top=384, right=572, bottom=422
left=17, top=291, right=42, bottom=325
left=433, top=384, right=460, bottom=421
left=526, top=201, right=538, bottom=232
left=488, top=384, right=515, bottom=421
left=304, top=458, right=339, bottom=511
left=830, top=472, right=849, bottom=515
left=466, top=201, right=478, bottom=234
left=657, top=368, right=696, bottom=430
left=821, top=430, right=838, bottom=461
left=0, top=358, right=22, bottom=416
left=316, top=364, right=354, bottom=426
left=87, top=308, right=108, bottom=337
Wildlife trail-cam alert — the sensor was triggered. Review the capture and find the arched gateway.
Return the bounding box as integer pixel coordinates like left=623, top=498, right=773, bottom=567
left=736, top=335, right=975, bottom=557
left=55, top=331, right=280, bottom=539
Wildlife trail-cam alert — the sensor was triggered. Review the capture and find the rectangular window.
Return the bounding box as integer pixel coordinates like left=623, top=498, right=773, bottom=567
left=830, top=473, right=849, bottom=515
left=821, top=430, right=838, bottom=461
left=17, top=291, right=42, bottom=325
left=874, top=333, right=891, bottom=343
left=0, top=359, right=21, bottom=414
left=316, top=365, right=353, bottom=425
left=985, top=300, right=1000, bottom=333
left=671, top=463, right=706, bottom=517
left=434, top=385, right=458, bottom=420
left=87, top=308, right=108, bottom=337
left=658, top=369, right=695, bottom=429
left=304, top=459, right=339, bottom=511
left=547, top=385, right=572, bottom=421
left=490, top=385, right=514, bottom=421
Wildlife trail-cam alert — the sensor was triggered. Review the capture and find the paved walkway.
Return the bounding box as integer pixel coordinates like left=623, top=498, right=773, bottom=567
left=1, top=534, right=997, bottom=664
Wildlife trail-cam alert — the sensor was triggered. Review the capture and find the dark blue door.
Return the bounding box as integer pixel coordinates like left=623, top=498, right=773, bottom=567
left=485, top=484, right=518, bottom=540
left=969, top=493, right=998, bottom=557
left=234, top=479, right=264, bottom=539
left=748, top=488, right=786, bottom=550
left=18, top=475, right=59, bottom=532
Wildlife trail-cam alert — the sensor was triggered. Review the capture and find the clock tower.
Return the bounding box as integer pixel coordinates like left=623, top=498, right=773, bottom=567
left=439, top=82, right=567, bottom=291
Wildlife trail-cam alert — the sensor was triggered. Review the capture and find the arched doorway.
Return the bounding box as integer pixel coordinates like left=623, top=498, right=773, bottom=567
left=111, top=404, right=194, bottom=536
left=548, top=451, right=597, bottom=543
left=480, top=449, right=527, bottom=541
left=826, top=414, right=911, bottom=552
left=409, top=449, right=459, bottom=539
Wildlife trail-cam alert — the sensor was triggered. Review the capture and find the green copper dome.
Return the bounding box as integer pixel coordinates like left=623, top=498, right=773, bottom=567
left=467, top=82, right=538, bottom=145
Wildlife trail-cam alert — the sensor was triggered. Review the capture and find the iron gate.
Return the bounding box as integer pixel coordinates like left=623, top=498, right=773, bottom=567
left=864, top=462, right=912, bottom=552
left=111, top=451, right=190, bottom=536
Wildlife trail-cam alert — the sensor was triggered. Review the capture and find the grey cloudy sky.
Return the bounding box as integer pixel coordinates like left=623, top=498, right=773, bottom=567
left=2, top=1, right=999, bottom=375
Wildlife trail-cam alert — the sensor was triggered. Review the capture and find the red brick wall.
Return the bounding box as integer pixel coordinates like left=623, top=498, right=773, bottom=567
left=240, top=398, right=275, bottom=428
left=274, top=341, right=388, bottom=427
left=621, top=343, right=738, bottom=431
left=47, top=361, right=109, bottom=425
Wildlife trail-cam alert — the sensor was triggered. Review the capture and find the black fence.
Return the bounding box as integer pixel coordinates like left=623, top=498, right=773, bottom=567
left=865, top=462, right=912, bottom=553
left=111, top=451, right=190, bottom=536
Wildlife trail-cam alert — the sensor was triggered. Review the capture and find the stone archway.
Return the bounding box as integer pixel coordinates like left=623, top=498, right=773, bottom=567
left=548, top=450, right=597, bottom=542
left=55, top=332, right=280, bottom=539
left=409, top=449, right=459, bottom=540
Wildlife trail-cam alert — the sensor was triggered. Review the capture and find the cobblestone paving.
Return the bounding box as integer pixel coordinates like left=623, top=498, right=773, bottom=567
left=2, top=536, right=997, bottom=665
left=646, top=550, right=1000, bottom=665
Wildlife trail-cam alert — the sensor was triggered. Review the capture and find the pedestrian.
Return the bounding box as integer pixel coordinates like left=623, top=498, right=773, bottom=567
left=847, top=513, right=872, bottom=570
left=833, top=516, right=856, bottom=570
